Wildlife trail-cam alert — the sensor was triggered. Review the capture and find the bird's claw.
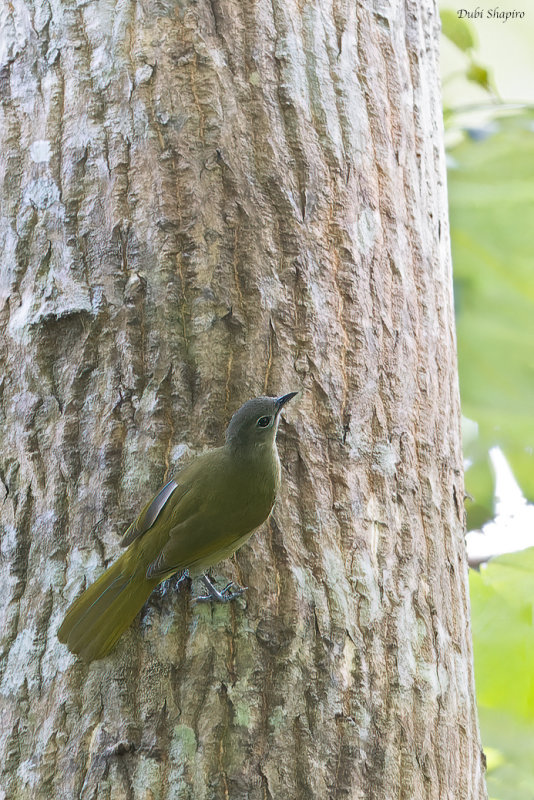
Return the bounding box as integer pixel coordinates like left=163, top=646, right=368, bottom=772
left=195, top=575, right=247, bottom=603
left=175, top=570, right=190, bottom=589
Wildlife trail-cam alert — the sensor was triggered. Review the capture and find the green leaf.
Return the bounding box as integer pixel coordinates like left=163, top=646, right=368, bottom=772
left=440, top=9, right=476, bottom=52
left=462, top=414, right=494, bottom=527
left=470, top=550, right=534, bottom=717
left=466, top=62, right=493, bottom=93
left=463, top=449, right=494, bottom=530
left=470, top=550, right=534, bottom=799
left=478, top=708, right=534, bottom=800
left=449, top=114, right=534, bottom=526
left=484, top=746, right=505, bottom=774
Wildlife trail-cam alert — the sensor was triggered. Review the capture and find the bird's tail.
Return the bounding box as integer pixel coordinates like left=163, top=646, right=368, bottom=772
left=58, top=550, right=156, bottom=663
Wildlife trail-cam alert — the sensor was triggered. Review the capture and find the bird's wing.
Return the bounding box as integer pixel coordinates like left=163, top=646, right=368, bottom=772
left=120, top=479, right=191, bottom=546
left=145, top=519, right=236, bottom=580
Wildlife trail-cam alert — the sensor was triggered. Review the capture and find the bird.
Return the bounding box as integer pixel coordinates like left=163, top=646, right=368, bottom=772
left=57, top=393, right=297, bottom=662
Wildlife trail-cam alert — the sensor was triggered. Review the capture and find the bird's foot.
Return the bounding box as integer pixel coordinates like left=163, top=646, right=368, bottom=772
left=175, top=570, right=191, bottom=590
left=195, top=574, right=247, bottom=603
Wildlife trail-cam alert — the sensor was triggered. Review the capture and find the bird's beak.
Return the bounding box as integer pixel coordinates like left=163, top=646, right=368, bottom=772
left=275, top=392, right=298, bottom=413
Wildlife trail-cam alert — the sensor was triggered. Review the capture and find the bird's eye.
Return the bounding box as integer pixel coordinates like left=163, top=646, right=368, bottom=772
left=256, top=416, right=272, bottom=428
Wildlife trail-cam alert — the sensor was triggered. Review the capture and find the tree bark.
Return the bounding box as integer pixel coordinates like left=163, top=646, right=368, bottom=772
left=0, top=0, right=486, bottom=798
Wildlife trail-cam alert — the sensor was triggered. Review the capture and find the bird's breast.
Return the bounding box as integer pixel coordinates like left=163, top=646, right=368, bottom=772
left=210, top=446, right=280, bottom=535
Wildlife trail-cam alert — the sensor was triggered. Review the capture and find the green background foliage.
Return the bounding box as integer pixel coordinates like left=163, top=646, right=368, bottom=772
left=441, top=6, right=534, bottom=798
left=471, top=551, right=534, bottom=799
left=448, top=114, right=534, bottom=529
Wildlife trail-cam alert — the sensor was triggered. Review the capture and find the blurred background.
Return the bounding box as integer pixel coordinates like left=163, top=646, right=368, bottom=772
left=440, top=1, right=534, bottom=796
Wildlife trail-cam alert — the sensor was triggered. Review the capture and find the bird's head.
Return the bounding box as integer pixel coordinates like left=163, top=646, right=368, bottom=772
left=225, top=393, right=298, bottom=450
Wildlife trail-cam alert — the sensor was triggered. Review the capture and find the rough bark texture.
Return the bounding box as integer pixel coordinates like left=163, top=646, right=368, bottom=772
left=0, top=0, right=486, bottom=798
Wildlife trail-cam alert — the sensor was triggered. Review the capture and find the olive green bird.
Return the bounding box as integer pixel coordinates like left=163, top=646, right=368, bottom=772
left=57, top=393, right=297, bottom=662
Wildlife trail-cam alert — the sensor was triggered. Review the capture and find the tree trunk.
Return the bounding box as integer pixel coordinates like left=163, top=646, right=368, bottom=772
left=0, top=0, right=486, bottom=798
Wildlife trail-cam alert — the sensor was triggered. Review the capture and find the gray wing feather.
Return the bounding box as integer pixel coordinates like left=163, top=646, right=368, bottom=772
left=121, top=479, right=179, bottom=547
